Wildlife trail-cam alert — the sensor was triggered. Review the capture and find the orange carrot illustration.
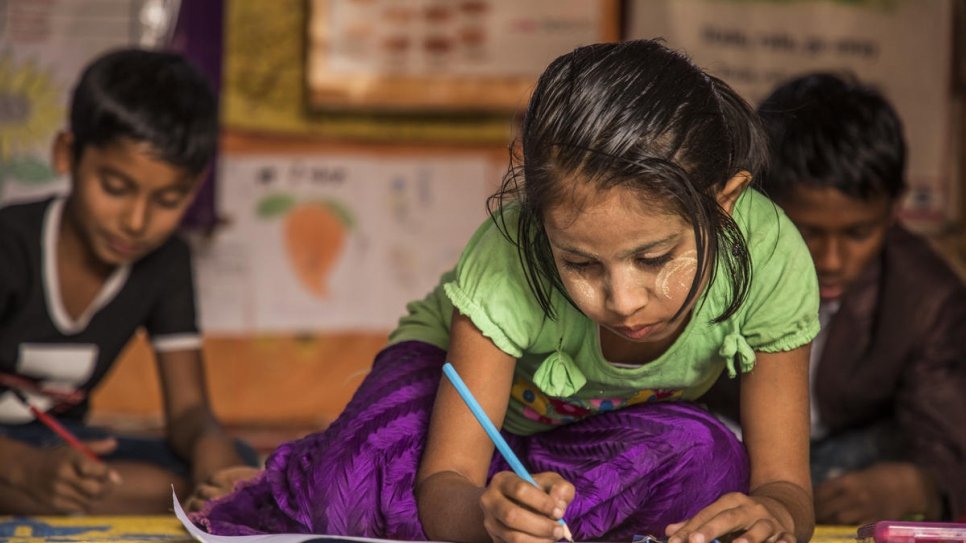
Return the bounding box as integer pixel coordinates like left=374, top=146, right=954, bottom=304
left=258, top=194, right=354, bottom=299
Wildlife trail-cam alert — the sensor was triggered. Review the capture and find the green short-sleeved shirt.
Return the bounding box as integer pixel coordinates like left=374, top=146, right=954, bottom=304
left=390, top=188, right=819, bottom=435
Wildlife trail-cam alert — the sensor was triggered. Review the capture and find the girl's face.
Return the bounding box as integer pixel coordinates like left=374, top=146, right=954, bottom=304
left=544, top=185, right=700, bottom=347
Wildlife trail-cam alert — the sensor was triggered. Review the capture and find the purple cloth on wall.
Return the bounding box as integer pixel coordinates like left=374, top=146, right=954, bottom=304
left=194, top=341, right=749, bottom=540
left=169, top=0, right=223, bottom=231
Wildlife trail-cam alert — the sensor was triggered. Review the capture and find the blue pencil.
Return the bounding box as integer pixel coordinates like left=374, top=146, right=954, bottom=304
left=442, top=362, right=575, bottom=543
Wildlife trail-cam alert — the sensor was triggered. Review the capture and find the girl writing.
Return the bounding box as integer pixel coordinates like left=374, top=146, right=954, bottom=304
left=195, top=39, right=819, bottom=543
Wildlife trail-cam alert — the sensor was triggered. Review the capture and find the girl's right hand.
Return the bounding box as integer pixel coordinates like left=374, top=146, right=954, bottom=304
left=24, top=438, right=121, bottom=514
left=480, top=470, right=575, bottom=543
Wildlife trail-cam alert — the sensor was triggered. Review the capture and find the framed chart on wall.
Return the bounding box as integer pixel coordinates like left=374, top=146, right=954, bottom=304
left=305, top=0, right=620, bottom=114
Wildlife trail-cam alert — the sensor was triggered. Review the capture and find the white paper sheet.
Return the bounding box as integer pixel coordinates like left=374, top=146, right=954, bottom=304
left=192, top=152, right=493, bottom=334
left=172, top=489, right=625, bottom=543
left=173, top=488, right=448, bottom=543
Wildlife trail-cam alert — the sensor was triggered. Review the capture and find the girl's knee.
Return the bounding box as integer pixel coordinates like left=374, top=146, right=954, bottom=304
left=672, top=410, right=749, bottom=490
left=615, top=403, right=749, bottom=488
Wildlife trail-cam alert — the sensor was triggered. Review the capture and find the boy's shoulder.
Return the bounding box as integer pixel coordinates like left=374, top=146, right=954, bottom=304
left=0, top=196, right=55, bottom=242
left=0, top=196, right=53, bottom=222
left=863, top=225, right=966, bottom=350
left=136, top=231, right=193, bottom=274
left=883, top=225, right=963, bottom=296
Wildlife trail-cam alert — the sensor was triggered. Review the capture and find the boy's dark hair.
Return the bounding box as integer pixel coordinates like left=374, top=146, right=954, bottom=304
left=489, top=39, right=767, bottom=323
left=756, top=72, right=907, bottom=202
left=69, top=48, right=218, bottom=176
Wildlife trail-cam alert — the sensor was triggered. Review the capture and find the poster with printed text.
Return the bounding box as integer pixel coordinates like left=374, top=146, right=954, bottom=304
left=627, top=0, right=958, bottom=230
left=192, top=153, right=495, bottom=333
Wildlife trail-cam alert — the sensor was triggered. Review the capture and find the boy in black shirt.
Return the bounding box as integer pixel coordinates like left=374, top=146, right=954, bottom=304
left=0, top=48, right=253, bottom=514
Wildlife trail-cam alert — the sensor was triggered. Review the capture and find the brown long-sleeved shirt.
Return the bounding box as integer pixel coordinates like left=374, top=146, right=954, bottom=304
left=704, top=225, right=966, bottom=520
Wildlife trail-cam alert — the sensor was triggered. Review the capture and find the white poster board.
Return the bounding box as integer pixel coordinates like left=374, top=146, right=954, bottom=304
left=0, top=0, right=141, bottom=204
left=192, top=152, right=495, bottom=334
left=627, top=0, right=958, bottom=229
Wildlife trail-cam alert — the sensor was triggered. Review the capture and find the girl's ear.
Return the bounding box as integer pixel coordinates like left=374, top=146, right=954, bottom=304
left=51, top=132, right=74, bottom=175
left=716, top=171, right=752, bottom=215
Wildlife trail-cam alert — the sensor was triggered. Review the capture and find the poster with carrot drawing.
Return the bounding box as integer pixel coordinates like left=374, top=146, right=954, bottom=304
left=257, top=193, right=355, bottom=299
left=192, top=153, right=493, bottom=333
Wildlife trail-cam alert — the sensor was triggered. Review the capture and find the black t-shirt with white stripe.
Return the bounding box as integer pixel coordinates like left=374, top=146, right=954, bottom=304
left=0, top=197, right=201, bottom=422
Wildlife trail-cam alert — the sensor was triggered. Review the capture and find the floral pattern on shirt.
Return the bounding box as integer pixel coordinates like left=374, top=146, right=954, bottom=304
left=511, top=376, right=683, bottom=426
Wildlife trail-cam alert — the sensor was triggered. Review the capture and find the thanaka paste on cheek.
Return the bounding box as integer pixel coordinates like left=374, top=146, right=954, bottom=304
left=655, top=250, right=697, bottom=299
left=566, top=276, right=601, bottom=310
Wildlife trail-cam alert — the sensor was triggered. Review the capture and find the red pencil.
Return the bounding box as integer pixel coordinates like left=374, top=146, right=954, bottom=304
left=12, top=389, right=103, bottom=463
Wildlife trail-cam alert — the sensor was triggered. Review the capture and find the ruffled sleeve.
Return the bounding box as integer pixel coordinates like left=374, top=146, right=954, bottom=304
left=442, top=206, right=547, bottom=358
left=734, top=191, right=820, bottom=354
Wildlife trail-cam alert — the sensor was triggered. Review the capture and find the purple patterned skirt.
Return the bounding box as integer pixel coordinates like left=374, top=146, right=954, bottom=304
left=194, top=341, right=749, bottom=540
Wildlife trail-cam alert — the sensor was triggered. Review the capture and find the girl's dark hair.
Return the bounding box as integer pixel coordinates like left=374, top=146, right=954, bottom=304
left=756, top=71, right=906, bottom=202
left=488, top=39, right=767, bottom=322
left=69, top=48, right=218, bottom=175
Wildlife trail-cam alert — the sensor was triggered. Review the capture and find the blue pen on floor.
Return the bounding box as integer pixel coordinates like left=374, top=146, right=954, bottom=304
left=442, top=362, right=575, bottom=543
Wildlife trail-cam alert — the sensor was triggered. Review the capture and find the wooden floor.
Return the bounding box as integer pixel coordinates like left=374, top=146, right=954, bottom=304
left=0, top=514, right=858, bottom=543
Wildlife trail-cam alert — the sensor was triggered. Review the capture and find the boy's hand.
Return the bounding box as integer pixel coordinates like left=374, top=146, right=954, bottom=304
left=184, top=465, right=261, bottom=512
left=815, top=462, right=938, bottom=525
left=479, top=471, right=575, bottom=543
left=666, top=491, right=796, bottom=543
left=23, top=438, right=121, bottom=514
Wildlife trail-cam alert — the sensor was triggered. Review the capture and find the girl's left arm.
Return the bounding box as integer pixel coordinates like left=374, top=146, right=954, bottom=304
left=156, top=348, right=245, bottom=485
left=739, top=345, right=814, bottom=542
left=668, top=344, right=813, bottom=543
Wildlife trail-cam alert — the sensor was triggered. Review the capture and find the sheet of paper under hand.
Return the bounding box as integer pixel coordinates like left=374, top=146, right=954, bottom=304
left=172, top=489, right=449, bottom=543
